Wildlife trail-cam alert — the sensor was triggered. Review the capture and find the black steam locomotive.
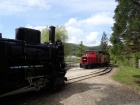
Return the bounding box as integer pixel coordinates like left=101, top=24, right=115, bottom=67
left=0, top=26, right=67, bottom=97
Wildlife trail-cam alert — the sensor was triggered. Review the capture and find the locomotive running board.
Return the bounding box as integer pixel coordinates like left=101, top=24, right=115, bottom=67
left=0, top=86, right=36, bottom=98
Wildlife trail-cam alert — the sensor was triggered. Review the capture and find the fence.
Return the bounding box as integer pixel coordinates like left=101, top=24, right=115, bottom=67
left=66, top=62, right=80, bottom=67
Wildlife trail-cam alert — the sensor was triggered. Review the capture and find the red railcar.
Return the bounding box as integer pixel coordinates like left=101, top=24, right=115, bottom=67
left=80, top=50, right=110, bottom=69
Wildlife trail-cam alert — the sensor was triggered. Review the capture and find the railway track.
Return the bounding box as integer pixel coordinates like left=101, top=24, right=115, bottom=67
left=66, top=66, right=112, bottom=84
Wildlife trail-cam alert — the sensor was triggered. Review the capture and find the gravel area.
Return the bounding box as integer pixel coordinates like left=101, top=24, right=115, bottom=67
left=1, top=67, right=140, bottom=105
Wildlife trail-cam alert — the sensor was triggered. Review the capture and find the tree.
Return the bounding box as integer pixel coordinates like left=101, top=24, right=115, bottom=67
left=110, top=0, right=140, bottom=66
left=41, top=25, right=68, bottom=43
left=111, top=0, right=140, bottom=53
left=41, top=25, right=70, bottom=56
left=75, top=41, right=85, bottom=57
left=100, top=32, right=108, bottom=52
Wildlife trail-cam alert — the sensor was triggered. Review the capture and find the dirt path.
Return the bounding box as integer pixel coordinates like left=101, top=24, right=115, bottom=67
left=1, top=67, right=140, bottom=105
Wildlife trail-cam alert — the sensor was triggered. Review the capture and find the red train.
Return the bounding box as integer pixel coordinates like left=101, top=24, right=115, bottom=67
left=80, top=50, right=110, bottom=69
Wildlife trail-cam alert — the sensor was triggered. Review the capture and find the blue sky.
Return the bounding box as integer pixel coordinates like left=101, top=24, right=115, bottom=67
left=0, top=0, right=117, bottom=46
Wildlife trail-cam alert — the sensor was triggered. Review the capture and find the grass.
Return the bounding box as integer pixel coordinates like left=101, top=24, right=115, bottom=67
left=112, top=66, right=140, bottom=91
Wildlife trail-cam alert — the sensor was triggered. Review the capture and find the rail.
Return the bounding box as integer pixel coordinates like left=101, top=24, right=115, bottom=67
left=66, top=66, right=112, bottom=84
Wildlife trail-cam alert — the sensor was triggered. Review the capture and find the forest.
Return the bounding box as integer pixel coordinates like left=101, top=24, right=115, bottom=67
left=110, top=0, right=140, bottom=67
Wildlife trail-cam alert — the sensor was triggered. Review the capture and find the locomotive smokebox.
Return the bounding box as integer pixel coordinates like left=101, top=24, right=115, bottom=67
left=49, top=26, right=55, bottom=43
left=0, top=33, right=2, bottom=38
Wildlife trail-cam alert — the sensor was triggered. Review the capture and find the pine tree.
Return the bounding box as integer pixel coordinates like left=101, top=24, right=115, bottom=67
left=110, top=0, right=140, bottom=66
left=111, top=0, right=140, bottom=53
left=100, top=32, right=108, bottom=52
left=75, top=41, right=85, bottom=57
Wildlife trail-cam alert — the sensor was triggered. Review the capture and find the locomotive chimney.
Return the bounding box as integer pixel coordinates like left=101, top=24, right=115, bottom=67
left=0, top=33, right=2, bottom=38
left=49, top=26, right=55, bottom=44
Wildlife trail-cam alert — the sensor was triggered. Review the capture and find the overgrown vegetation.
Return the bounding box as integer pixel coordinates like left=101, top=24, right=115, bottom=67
left=110, top=1, right=140, bottom=90
left=112, top=66, right=140, bottom=91
left=110, top=0, right=140, bottom=67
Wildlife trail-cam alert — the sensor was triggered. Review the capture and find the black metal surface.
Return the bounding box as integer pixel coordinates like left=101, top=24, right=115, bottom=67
left=0, top=26, right=66, bottom=98
left=0, top=33, right=2, bottom=38
left=15, top=27, right=41, bottom=44
left=49, top=26, right=55, bottom=43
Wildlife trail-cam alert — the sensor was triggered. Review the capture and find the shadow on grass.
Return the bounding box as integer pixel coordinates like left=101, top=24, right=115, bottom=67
left=133, top=75, right=140, bottom=79
left=133, top=75, right=140, bottom=85
left=110, top=64, right=119, bottom=68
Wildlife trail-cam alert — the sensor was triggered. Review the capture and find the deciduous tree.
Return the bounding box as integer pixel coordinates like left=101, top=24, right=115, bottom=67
left=41, top=26, right=70, bottom=56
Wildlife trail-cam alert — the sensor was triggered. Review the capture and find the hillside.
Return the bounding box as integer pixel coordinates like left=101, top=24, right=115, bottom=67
left=66, top=43, right=100, bottom=54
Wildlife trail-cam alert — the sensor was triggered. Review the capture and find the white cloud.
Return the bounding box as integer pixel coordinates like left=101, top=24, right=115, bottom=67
left=65, top=18, right=80, bottom=27
left=86, top=32, right=98, bottom=42
left=0, top=0, right=117, bottom=47
left=65, top=12, right=114, bottom=46
left=65, top=12, right=114, bottom=29
left=0, top=0, right=50, bottom=13
left=24, top=11, right=114, bottom=46
left=66, top=26, right=84, bottom=43
left=65, top=25, right=101, bottom=46
left=68, top=37, right=77, bottom=43
left=26, top=24, right=47, bottom=31
left=26, top=0, right=49, bottom=9
left=81, top=12, right=114, bottom=26
left=66, top=26, right=84, bottom=36
left=85, top=32, right=100, bottom=46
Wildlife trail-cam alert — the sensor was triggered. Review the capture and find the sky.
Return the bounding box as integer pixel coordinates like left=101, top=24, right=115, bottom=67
left=0, top=0, right=117, bottom=46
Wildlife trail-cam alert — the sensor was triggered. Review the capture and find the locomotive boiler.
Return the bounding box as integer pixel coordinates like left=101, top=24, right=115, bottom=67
left=0, top=26, right=67, bottom=97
